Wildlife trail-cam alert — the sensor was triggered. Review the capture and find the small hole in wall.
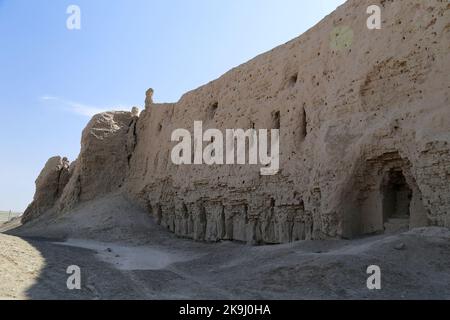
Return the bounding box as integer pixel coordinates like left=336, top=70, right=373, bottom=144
left=299, top=200, right=305, bottom=211
left=301, top=107, right=307, bottom=139
left=270, top=198, right=276, bottom=207
left=158, top=123, right=163, bottom=132
left=288, top=73, right=298, bottom=88
left=272, top=111, right=281, bottom=129
left=207, top=102, right=219, bottom=120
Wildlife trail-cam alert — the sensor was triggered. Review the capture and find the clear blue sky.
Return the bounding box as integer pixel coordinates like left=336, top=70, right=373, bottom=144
left=0, top=0, right=345, bottom=212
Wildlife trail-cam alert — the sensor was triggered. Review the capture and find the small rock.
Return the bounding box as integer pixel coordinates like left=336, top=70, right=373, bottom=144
left=106, top=248, right=112, bottom=253
left=86, top=284, right=96, bottom=292
left=394, top=243, right=406, bottom=250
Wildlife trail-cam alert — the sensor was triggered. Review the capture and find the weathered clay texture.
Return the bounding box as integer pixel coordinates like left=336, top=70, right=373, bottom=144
left=22, top=156, right=70, bottom=223
left=23, top=0, right=450, bottom=243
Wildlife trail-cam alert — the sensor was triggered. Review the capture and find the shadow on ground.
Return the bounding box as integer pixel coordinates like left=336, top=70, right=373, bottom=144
left=2, top=225, right=450, bottom=300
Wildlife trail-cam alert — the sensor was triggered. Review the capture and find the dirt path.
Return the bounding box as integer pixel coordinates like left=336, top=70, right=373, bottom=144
left=1, top=227, right=449, bottom=300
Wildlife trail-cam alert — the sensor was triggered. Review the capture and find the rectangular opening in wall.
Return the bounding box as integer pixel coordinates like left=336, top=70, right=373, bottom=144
left=272, top=111, right=280, bottom=129
left=301, top=107, right=307, bottom=138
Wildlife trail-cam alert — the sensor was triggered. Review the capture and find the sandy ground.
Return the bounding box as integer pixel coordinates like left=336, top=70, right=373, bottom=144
left=1, top=194, right=449, bottom=300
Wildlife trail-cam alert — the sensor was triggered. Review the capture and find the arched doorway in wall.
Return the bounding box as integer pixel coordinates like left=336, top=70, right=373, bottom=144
left=381, top=168, right=412, bottom=233
left=342, top=152, right=429, bottom=238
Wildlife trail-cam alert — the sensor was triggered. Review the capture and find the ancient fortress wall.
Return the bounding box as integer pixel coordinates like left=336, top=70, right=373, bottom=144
left=23, top=0, right=450, bottom=243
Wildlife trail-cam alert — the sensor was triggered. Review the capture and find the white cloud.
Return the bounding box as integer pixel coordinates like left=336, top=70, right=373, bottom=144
left=40, top=95, right=58, bottom=101
left=39, top=96, right=129, bottom=117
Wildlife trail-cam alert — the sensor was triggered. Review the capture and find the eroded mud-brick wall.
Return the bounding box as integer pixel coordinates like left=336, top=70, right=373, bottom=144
left=123, top=0, right=449, bottom=243
left=24, top=0, right=450, bottom=243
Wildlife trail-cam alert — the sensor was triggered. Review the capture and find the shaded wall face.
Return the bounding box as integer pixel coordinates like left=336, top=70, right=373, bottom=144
left=381, top=170, right=413, bottom=233
left=382, top=170, right=412, bottom=220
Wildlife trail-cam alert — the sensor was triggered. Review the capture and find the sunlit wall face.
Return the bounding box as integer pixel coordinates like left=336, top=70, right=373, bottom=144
left=0, top=0, right=345, bottom=212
